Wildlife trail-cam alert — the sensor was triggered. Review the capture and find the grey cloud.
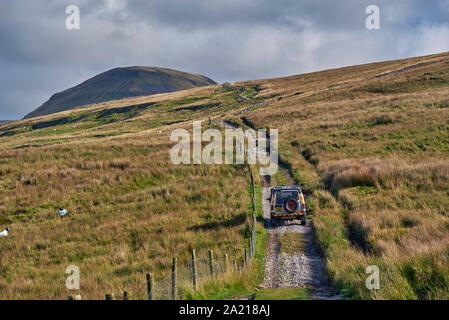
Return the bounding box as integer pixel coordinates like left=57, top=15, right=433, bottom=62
left=1, top=0, right=449, bottom=119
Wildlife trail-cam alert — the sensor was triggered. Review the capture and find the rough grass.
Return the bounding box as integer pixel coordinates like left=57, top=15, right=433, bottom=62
left=0, top=137, right=253, bottom=299
left=242, top=51, right=449, bottom=299
left=254, top=287, right=310, bottom=300
left=0, top=84, right=257, bottom=299
left=279, top=232, right=306, bottom=255
left=2, top=51, right=449, bottom=299
left=184, top=182, right=267, bottom=300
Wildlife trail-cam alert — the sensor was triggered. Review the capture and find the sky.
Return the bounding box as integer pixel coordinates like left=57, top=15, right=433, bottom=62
left=1, top=0, right=449, bottom=119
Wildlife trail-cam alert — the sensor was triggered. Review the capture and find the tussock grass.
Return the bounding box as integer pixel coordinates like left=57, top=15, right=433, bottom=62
left=279, top=232, right=306, bottom=255
left=2, top=51, right=449, bottom=299
left=0, top=83, right=256, bottom=299
left=242, top=51, right=449, bottom=299
left=254, top=287, right=310, bottom=300
left=321, top=158, right=449, bottom=194
left=185, top=183, right=267, bottom=300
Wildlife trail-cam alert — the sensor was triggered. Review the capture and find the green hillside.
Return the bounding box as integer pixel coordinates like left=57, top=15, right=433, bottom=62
left=1, top=51, right=449, bottom=299
left=24, top=66, right=216, bottom=119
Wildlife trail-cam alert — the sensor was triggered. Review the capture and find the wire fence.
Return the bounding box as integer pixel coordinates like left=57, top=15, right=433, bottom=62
left=102, top=165, right=258, bottom=300
left=147, top=254, right=237, bottom=300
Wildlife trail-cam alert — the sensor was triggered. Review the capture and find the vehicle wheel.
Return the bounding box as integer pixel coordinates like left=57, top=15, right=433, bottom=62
left=284, top=197, right=299, bottom=214
left=300, top=216, right=306, bottom=226
left=270, top=217, right=276, bottom=227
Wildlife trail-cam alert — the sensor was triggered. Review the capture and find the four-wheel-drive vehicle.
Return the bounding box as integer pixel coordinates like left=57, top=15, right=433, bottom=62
left=269, top=186, right=306, bottom=226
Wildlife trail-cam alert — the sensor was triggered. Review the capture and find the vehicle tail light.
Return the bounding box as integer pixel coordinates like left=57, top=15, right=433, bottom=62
left=300, top=193, right=306, bottom=212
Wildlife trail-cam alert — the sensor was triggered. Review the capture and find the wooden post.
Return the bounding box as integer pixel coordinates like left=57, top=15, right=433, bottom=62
left=225, top=254, right=229, bottom=273
left=252, top=236, right=255, bottom=257
left=208, top=250, right=214, bottom=277
left=253, top=234, right=256, bottom=256
left=172, top=257, right=178, bottom=300
left=105, top=293, right=113, bottom=300
left=146, top=273, right=154, bottom=300
left=251, top=237, right=254, bottom=257
left=253, top=213, right=257, bottom=254
left=249, top=165, right=255, bottom=212
left=244, top=247, right=248, bottom=266
left=192, top=249, right=197, bottom=291
left=123, top=291, right=128, bottom=300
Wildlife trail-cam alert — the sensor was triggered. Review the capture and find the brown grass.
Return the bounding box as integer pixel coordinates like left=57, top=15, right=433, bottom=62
left=0, top=83, right=257, bottom=299
left=240, top=51, right=449, bottom=299
left=2, top=50, right=449, bottom=299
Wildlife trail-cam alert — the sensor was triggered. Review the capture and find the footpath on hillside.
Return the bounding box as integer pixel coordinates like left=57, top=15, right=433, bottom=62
left=259, top=146, right=342, bottom=299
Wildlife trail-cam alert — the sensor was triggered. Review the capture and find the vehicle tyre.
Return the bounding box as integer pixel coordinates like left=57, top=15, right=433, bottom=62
left=300, top=216, right=306, bottom=226
left=284, top=197, right=299, bottom=213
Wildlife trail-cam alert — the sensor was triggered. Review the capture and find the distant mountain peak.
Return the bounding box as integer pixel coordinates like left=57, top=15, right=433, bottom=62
left=24, top=66, right=216, bottom=119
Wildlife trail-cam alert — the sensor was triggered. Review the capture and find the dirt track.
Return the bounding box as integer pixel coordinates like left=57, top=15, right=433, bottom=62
left=261, top=181, right=341, bottom=299
left=218, top=104, right=341, bottom=299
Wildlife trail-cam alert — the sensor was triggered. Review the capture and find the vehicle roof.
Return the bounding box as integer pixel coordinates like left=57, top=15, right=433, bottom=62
left=271, top=186, right=302, bottom=193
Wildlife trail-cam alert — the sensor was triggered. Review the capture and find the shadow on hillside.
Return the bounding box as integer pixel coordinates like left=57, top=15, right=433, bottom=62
left=188, top=213, right=248, bottom=231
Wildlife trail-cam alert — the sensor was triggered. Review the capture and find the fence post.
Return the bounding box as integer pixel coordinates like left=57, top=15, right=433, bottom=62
left=225, top=253, right=229, bottom=273
left=105, top=293, right=113, bottom=300
left=172, top=257, right=178, bottom=300
left=249, top=239, right=252, bottom=259
left=192, top=249, right=197, bottom=291
left=251, top=235, right=254, bottom=257
left=253, top=233, right=256, bottom=256
left=208, top=250, right=214, bottom=277
left=244, top=247, right=248, bottom=266
left=123, top=291, right=128, bottom=300
left=146, top=273, right=154, bottom=300
left=253, top=213, right=257, bottom=255
left=249, top=165, right=255, bottom=212
left=249, top=164, right=257, bottom=260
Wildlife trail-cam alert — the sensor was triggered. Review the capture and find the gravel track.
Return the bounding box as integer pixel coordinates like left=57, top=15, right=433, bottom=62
left=261, top=186, right=342, bottom=299
left=217, top=110, right=341, bottom=299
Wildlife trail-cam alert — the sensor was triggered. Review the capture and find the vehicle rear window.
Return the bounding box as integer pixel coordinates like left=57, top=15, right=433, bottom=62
left=274, top=191, right=298, bottom=204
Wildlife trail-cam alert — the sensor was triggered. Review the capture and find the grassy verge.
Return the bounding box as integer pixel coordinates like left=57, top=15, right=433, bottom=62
left=183, top=182, right=267, bottom=300
left=254, top=288, right=311, bottom=300
left=191, top=179, right=312, bottom=300
left=241, top=53, right=449, bottom=299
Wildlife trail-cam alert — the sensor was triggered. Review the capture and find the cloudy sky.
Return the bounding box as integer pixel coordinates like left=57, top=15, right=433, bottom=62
left=1, top=0, right=449, bottom=119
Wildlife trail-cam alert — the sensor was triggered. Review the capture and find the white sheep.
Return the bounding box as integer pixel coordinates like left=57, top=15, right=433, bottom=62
left=0, top=227, right=10, bottom=237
